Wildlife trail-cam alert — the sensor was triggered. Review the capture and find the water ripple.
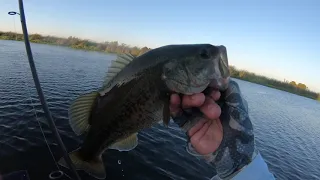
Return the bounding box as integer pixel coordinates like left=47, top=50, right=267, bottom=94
left=0, top=40, right=320, bottom=180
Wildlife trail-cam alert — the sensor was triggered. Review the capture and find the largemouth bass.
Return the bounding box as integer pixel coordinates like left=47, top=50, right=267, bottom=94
left=58, top=44, right=230, bottom=179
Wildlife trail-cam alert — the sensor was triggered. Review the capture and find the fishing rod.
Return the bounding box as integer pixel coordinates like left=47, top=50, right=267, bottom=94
left=12, top=0, right=82, bottom=179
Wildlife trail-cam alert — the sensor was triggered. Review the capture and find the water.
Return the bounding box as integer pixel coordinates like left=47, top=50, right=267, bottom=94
left=0, top=40, right=319, bottom=180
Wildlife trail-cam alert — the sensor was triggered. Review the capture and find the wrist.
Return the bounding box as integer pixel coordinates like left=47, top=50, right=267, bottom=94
left=214, top=149, right=258, bottom=180
left=185, top=139, right=258, bottom=180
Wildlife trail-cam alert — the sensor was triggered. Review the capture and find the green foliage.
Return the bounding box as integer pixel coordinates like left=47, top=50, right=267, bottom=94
left=290, top=81, right=297, bottom=86
left=0, top=31, right=151, bottom=56
left=297, top=83, right=307, bottom=90
left=229, top=66, right=318, bottom=100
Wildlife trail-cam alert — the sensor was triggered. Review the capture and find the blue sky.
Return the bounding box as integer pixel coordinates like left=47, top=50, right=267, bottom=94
left=1, top=0, right=320, bottom=92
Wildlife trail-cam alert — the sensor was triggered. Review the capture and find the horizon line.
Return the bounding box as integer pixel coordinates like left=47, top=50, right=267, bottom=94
left=1, top=30, right=319, bottom=94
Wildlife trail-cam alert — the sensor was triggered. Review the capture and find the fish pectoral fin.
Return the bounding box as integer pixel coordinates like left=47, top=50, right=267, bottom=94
left=108, top=133, right=138, bottom=151
left=58, top=148, right=106, bottom=180
left=68, top=91, right=99, bottom=135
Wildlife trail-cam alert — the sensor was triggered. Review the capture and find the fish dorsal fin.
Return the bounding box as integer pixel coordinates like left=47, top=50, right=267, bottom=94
left=103, top=53, right=135, bottom=87
left=68, top=91, right=99, bottom=135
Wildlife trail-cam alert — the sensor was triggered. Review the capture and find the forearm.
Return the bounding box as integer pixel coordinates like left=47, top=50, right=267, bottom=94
left=210, top=80, right=275, bottom=179
left=206, top=80, right=256, bottom=178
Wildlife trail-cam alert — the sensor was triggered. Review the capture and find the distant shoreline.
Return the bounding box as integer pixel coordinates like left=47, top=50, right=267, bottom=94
left=1, top=31, right=319, bottom=101
left=0, top=31, right=151, bottom=57
left=229, top=66, right=319, bottom=101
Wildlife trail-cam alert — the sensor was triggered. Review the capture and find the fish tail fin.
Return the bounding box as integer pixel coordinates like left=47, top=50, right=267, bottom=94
left=58, top=148, right=106, bottom=180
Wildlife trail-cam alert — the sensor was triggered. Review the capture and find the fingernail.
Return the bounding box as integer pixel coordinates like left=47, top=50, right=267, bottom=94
left=190, top=94, right=198, bottom=100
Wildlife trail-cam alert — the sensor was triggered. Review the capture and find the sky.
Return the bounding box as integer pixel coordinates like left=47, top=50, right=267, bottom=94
left=1, top=0, right=319, bottom=92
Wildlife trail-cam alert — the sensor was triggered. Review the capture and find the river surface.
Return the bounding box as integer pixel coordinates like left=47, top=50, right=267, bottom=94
left=0, top=40, right=319, bottom=180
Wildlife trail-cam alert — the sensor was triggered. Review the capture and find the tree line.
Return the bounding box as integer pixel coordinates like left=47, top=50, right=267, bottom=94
left=0, top=31, right=319, bottom=101
left=0, top=31, right=151, bottom=56
left=229, top=66, right=319, bottom=100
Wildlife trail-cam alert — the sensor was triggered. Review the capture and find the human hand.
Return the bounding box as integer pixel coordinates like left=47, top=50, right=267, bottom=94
left=171, top=80, right=257, bottom=179
left=169, top=90, right=223, bottom=155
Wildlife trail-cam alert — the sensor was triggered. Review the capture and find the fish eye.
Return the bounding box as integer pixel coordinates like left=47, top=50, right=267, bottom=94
left=199, top=49, right=210, bottom=59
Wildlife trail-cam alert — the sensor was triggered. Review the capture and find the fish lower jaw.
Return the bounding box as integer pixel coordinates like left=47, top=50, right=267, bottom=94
left=173, top=84, right=209, bottom=95
left=165, top=79, right=210, bottom=95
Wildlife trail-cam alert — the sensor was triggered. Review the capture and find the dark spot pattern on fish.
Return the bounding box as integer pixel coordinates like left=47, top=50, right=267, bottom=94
left=78, top=68, right=168, bottom=158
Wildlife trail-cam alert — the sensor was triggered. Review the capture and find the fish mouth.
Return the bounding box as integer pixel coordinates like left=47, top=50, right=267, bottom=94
left=166, top=78, right=209, bottom=95
left=208, top=76, right=230, bottom=90
left=168, top=78, right=209, bottom=88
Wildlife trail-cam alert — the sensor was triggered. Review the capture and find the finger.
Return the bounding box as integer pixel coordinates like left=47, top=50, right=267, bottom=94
left=199, top=97, right=221, bottom=120
left=170, top=94, right=180, bottom=107
left=190, top=120, right=212, bottom=144
left=209, top=90, right=221, bottom=101
left=187, top=118, right=207, bottom=137
left=169, top=94, right=181, bottom=116
left=182, top=93, right=205, bottom=108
